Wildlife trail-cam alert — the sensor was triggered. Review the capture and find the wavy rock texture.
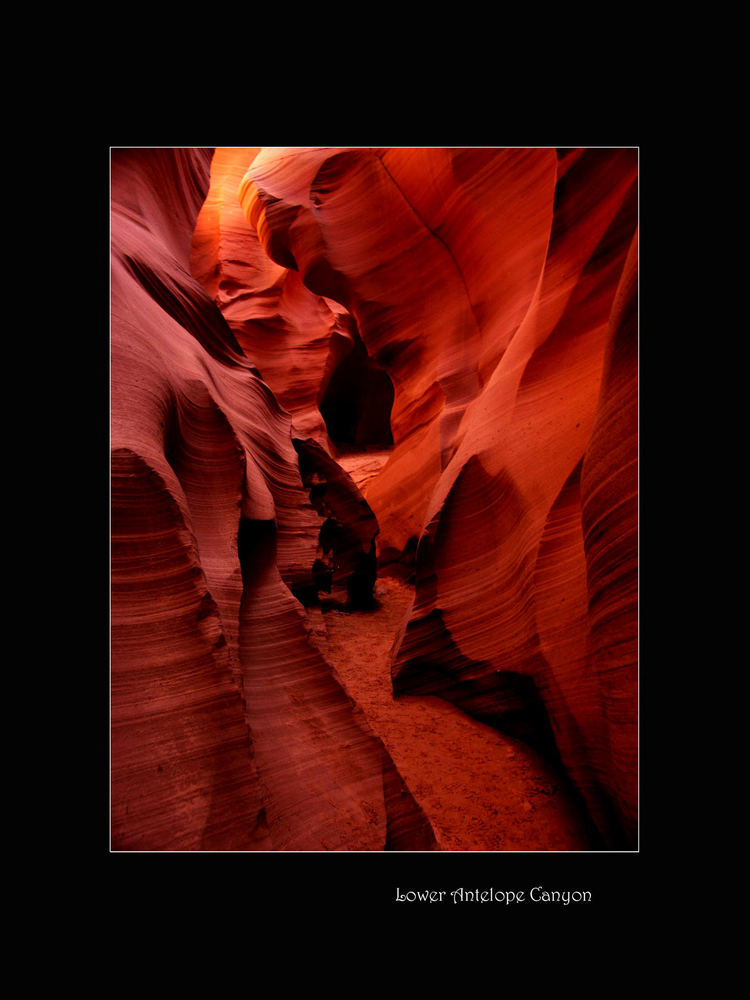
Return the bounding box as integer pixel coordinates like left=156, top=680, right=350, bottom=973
left=110, top=148, right=436, bottom=850
left=234, top=147, right=639, bottom=848
left=190, top=147, right=355, bottom=452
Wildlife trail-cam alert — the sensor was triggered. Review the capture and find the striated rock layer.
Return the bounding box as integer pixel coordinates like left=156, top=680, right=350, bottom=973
left=110, top=147, right=436, bottom=850
left=112, top=146, right=638, bottom=851
left=230, top=147, right=638, bottom=849
left=190, top=147, right=365, bottom=454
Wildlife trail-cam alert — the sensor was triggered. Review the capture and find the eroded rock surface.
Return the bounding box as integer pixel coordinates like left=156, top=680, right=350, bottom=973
left=111, top=146, right=638, bottom=851
left=233, top=146, right=639, bottom=848
left=110, top=147, right=435, bottom=850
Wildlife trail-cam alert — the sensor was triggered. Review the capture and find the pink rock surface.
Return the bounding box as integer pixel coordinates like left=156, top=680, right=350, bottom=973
left=110, top=148, right=435, bottom=850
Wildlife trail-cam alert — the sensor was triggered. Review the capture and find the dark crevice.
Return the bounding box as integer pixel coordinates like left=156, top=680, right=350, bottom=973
left=319, top=337, right=394, bottom=449
left=292, top=437, right=379, bottom=611
left=237, top=518, right=277, bottom=586
left=121, top=253, right=248, bottom=367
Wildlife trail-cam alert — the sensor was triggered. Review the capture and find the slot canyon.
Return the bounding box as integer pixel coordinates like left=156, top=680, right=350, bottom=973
left=110, top=146, right=638, bottom=852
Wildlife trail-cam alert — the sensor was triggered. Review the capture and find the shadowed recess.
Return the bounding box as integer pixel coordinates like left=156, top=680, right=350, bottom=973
left=121, top=253, right=249, bottom=367
left=320, top=338, right=395, bottom=449
left=293, top=436, right=379, bottom=609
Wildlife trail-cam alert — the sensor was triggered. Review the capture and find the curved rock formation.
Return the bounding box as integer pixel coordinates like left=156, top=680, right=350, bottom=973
left=190, top=147, right=354, bottom=452
left=111, top=146, right=638, bottom=851
left=110, top=147, right=435, bottom=850
left=236, top=146, right=639, bottom=848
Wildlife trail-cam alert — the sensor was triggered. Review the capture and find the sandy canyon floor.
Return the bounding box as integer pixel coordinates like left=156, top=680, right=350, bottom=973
left=309, top=575, right=596, bottom=851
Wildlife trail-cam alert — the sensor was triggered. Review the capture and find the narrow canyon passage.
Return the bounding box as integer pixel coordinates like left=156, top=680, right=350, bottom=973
left=111, top=146, right=638, bottom=852
left=310, top=572, right=596, bottom=851
left=317, top=451, right=598, bottom=850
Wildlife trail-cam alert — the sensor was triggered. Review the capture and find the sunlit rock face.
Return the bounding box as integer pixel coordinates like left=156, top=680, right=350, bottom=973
left=190, top=147, right=350, bottom=452
left=231, top=147, right=639, bottom=848
left=110, top=148, right=436, bottom=850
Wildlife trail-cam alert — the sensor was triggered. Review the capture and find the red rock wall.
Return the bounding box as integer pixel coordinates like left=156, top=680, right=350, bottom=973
left=110, top=148, right=435, bottom=850
left=190, top=147, right=353, bottom=452
left=111, top=147, right=638, bottom=850
left=233, top=147, right=639, bottom=848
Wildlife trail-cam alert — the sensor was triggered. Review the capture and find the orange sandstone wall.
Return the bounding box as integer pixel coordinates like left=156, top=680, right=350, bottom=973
left=111, top=146, right=638, bottom=850
left=232, top=147, right=638, bottom=848
left=190, top=147, right=354, bottom=452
